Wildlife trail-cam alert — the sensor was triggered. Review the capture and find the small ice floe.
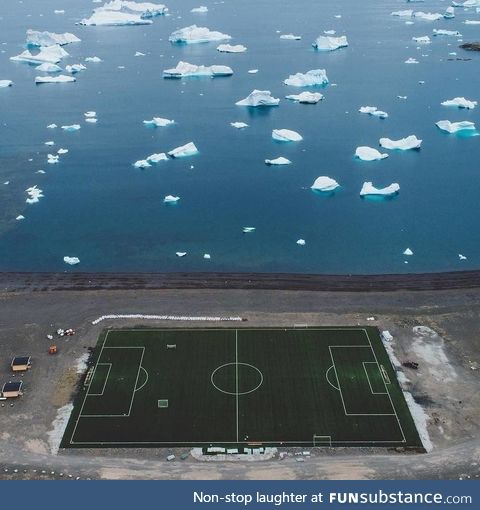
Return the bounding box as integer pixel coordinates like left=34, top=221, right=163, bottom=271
left=36, top=63, right=62, bottom=73
left=360, top=182, right=400, bottom=197
left=16, top=215, right=25, bottom=221
left=280, top=34, right=301, bottom=40
left=414, top=12, right=443, bottom=21
left=441, top=97, right=477, bottom=109
left=203, top=253, right=211, bottom=259
left=284, top=69, right=328, bottom=87
left=191, top=6, right=208, bottom=13
left=355, top=146, right=388, bottom=161
left=80, top=1, right=167, bottom=26
left=404, top=248, right=414, bottom=256
left=391, top=10, right=413, bottom=17
left=444, top=6, right=455, bottom=19
left=272, top=129, right=302, bottom=142
left=379, top=135, right=422, bottom=150
left=85, top=56, right=102, bottom=63
left=146, top=153, right=168, bottom=163
left=168, top=142, right=198, bottom=158
left=85, top=118, right=98, bottom=124
left=11, top=45, right=69, bottom=65
left=36, top=170, right=46, bottom=174
left=85, top=111, right=97, bottom=118
left=66, top=64, right=86, bottom=74
left=358, top=106, right=388, bottom=118
left=63, top=256, right=80, bottom=265
left=169, top=25, right=231, bottom=44
left=35, top=75, right=76, bottom=84
left=433, top=29, right=462, bottom=37
left=242, top=227, right=255, bottom=233
left=236, top=90, right=280, bottom=107
left=311, top=176, right=340, bottom=192
left=217, top=43, right=247, bottom=53
left=143, top=117, right=174, bottom=127
left=464, top=20, right=480, bottom=25
left=459, top=254, right=467, bottom=260
left=135, top=51, right=145, bottom=56
left=133, top=159, right=151, bottom=169
left=247, top=69, right=258, bottom=74
left=0, top=80, right=13, bottom=88
left=163, top=61, right=233, bottom=78
left=312, top=35, right=348, bottom=51
left=413, top=36, right=431, bottom=44
left=164, top=195, right=180, bottom=203
left=285, top=92, right=323, bottom=104
left=296, top=239, right=306, bottom=245
left=405, top=57, right=419, bottom=64
left=397, top=95, right=407, bottom=100
left=54, top=10, right=65, bottom=14
left=47, top=123, right=57, bottom=128
left=47, top=154, right=59, bottom=164
left=230, top=122, right=248, bottom=129
left=57, top=148, right=68, bottom=154
left=61, top=124, right=81, bottom=131
left=176, top=252, right=187, bottom=257
left=435, top=120, right=477, bottom=134
left=265, top=157, right=291, bottom=165
left=26, top=29, right=80, bottom=47
left=25, top=185, right=44, bottom=204
left=45, top=141, right=55, bottom=146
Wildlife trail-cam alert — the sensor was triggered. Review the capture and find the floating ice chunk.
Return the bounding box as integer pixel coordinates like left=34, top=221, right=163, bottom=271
left=312, top=35, right=348, bottom=51
left=58, top=148, right=68, bottom=154
left=80, top=0, right=167, bottom=26
left=284, top=69, right=328, bottom=87
left=61, top=124, right=81, bottom=132
left=16, top=215, right=25, bottom=221
left=203, top=253, right=211, bottom=259
left=36, top=170, right=46, bottom=174
left=11, top=45, right=69, bottom=65
left=265, top=157, right=291, bottom=165
left=26, top=29, right=81, bottom=47
left=85, top=111, right=97, bottom=118
left=146, top=152, right=168, bottom=163
left=242, top=227, right=255, bottom=233
left=45, top=141, right=55, bottom=146
left=465, top=20, right=480, bottom=24
left=236, top=90, right=280, bottom=107
left=296, top=239, right=306, bottom=245
left=285, top=92, right=323, bottom=104
left=36, top=74, right=75, bottom=84
left=436, top=120, right=477, bottom=133
left=135, top=51, right=145, bottom=56
left=379, top=135, right=422, bottom=150
left=169, top=25, right=231, bottom=44
left=403, top=248, right=414, bottom=256
left=311, top=176, right=340, bottom=192
left=66, top=64, right=86, bottom=73
left=134, top=159, right=151, bottom=168
left=360, top=182, right=400, bottom=197
left=26, top=185, right=44, bottom=204
left=444, top=6, right=455, bottom=18
left=47, top=123, right=57, bottom=128
left=412, top=36, right=431, bottom=44
left=143, top=117, right=174, bottom=127
left=280, top=34, right=301, bottom=40
left=359, top=106, right=388, bottom=118
left=405, top=57, right=419, bottom=64
left=441, top=97, right=477, bottom=109
left=164, top=195, right=180, bottom=203
left=36, top=62, right=62, bottom=73
left=85, top=118, right=98, bottom=124
left=391, top=10, right=413, bottom=17
left=176, top=252, right=187, bottom=257
left=433, top=29, right=462, bottom=36
left=85, top=56, right=102, bottom=62
left=414, top=12, right=443, bottom=21
left=63, top=256, right=80, bottom=265
left=54, top=10, right=65, bottom=14
left=163, top=61, right=233, bottom=78
left=168, top=142, right=198, bottom=158
left=48, top=154, right=59, bottom=164
left=355, top=147, right=388, bottom=161
left=217, top=43, right=247, bottom=53
left=459, top=254, right=467, bottom=260
left=0, top=80, right=13, bottom=88
left=247, top=69, right=258, bottom=74
left=191, top=6, right=208, bottom=13
left=230, top=122, right=248, bottom=129
left=272, top=129, right=302, bottom=142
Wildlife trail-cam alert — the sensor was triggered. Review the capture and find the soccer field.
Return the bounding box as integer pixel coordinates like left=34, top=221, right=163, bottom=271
left=62, top=327, right=422, bottom=449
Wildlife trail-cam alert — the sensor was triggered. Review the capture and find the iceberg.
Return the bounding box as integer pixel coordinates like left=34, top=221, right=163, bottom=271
left=61, top=124, right=81, bottom=131
left=312, top=35, right=348, bottom=51
left=203, top=253, right=211, bottom=259
left=217, top=44, right=247, bottom=53
left=412, top=36, right=431, bottom=44
left=63, top=256, right=80, bottom=265
left=311, top=176, right=340, bottom=192
left=26, top=29, right=80, bottom=47
left=35, top=75, right=76, bottom=84
left=47, top=123, right=57, bottom=128
left=405, top=57, right=419, bottom=64
left=285, top=92, right=323, bottom=104
left=134, top=159, right=151, bottom=168
left=403, top=248, right=414, bottom=256
left=191, top=6, right=208, bottom=12
left=441, top=97, right=477, bottom=109
left=85, top=111, right=97, bottom=118
left=80, top=0, right=167, bottom=26
left=11, top=45, right=69, bottom=65
left=57, top=148, right=69, bottom=154
left=242, top=227, right=255, bottom=233
left=296, top=239, right=306, bottom=245
left=391, top=10, right=413, bottom=17
left=85, top=56, right=102, bottom=62
left=176, top=252, right=187, bottom=257
left=265, top=157, right=291, bottom=165
left=47, top=154, right=59, bottom=164
left=433, top=29, right=462, bottom=36
left=360, top=182, right=400, bottom=197
left=26, top=185, right=44, bottom=204
left=230, top=122, right=248, bottom=129
left=16, top=215, right=25, bottom=221
left=36, top=63, right=62, bottom=72
left=280, top=34, right=301, bottom=40
left=413, top=12, right=443, bottom=21
left=359, top=106, right=388, bottom=118
left=164, top=195, right=180, bottom=203
left=66, top=64, right=86, bottom=73
left=435, top=120, right=477, bottom=133
left=355, top=147, right=388, bottom=161
left=284, top=69, right=328, bottom=87
left=465, top=20, right=480, bottom=25
left=236, top=90, right=280, bottom=107
left=143, top=117, right=174, bottom=127
left=444, top=6, right=455, bottom=18
left=169, top=25, right=231, bottom=44
left=459, top=254, right=467, bottom=260
left=0, top=80, right=13, bottom=88
left=379, top=135, right=422, bottom=150
left=168, top=142, right=198, bottom=158
left=146, top=152, right=168, bottom=163
left=272, top=129, right=302, bottom=142
left=163, top=61, right=233, bottom=78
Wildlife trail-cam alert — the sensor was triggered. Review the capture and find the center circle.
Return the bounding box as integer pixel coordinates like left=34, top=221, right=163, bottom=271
left=211, top=362, right=263, bottom=396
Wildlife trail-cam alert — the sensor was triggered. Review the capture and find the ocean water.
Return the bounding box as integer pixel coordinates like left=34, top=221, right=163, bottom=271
left=0, top=0, right=479, bottom=274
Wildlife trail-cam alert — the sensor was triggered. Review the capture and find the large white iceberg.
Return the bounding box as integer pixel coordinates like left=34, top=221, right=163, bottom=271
left=379, top=135, right=422, bottom=150
left=168, top=142, right=198, bottom=158
left=265, top=157, right=291, bottom=165
left=169, top=25, right=231, bottom=44
left=35, top=75, right=76, bottom=84
left=10, top=45, right=69, bottom=65
left=272, top=129, right=302, bottom=142
left=436, top=120, right=477, bottom=133
left=285, top=92, right=323, bottom=104
left=311, top=176, right=340, bottom=192
left=280, top=34, right=301, bottom=40
left=143, top=117, right=174, bottom=127
left=433, top=29, right=462, bottom=36
left=360, top=182, right=400, bottom=197
left=80, top=0, right=167, bottom=25
left=26, top=29, right=80, bottom=47
left=164, top=195, right=180, bottom=203
left=284, top=69, right=328, bottom=87
left=359, top=106, right=388, bottom=119
left=217, top=44, right=246, bottom=53
left=355, top=147, right=388, bottom=161
left=414, top=12, right=443, bottom=21
left=236, top=90, right=280, bottom=107
left=313, top=35, right=348, bottom=51
left=163, top=61, right=233, bottom=78
left=64, top=256, right=80, bottom=265
left=441, top=97, right=477, bottom=109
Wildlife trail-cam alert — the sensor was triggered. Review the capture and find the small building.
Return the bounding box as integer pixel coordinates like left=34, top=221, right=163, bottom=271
left=2, top=381, right=23, bottom=398
left=11, top=356, right=31, bottom=372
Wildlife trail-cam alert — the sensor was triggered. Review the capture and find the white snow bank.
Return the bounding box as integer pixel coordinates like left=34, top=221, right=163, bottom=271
left=236, top=90, right=280, bottom=107
left=64, top=256, right=80, bottom=265
left=441, top=97, right=477, bottom=109
left=379, top=135, right=422, bottom=150
left=217, top=44, right=246, bottom=53
left=360, top=182, right=400, bottom=196
left=436, top=120, right=477, bottom=133
left=265, top=157, right=291, bottom=165
left=355, top=146, right=388, bottom=161
left=285, top=92, right=323, bottom=104
left=26, top=29, right=80, bottom=47
left=48, top=403, right=74, bottom=455
left=311, top=176, right=340, bottom=192
left=272, top=129, right=302, bottom=142
left=168, top=142, right=198, bottom=158
left=163, top=61, right=233, bottom=78
left=143, top=117, right=174, bottom=127
left=35, top=75, right=75, bottom=84
left=403, top=391, right=433, bottom=452
left=11, top=45, right=69, bottom=65
left=92, top=314, right=243, bottom=325
left=284, top=69, right=328, bottom=87
left=359, top=106, right=388, bottom=119
left=313, top=35, right=348, bottom=51
left=169, top=25, right=231, bottom=44
left=75, top=353, right=89, bottom=374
